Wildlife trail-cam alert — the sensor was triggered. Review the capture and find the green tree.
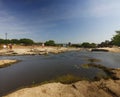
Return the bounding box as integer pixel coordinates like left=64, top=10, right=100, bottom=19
left=45, top=40, right=56, bottom=46
left=4, top=39, right=11, bottom=44
left=81, top=42, right=96, bottom=48
left=98, top=40, right=112, bottom=47
left=112, top=31, right=120, bottom=46
left=19, top=38, right=34, bottom=45
left=90, top=43, right=96, bottom=48
left=0, top=39, right=5, bottom=44
left=11, top=39, right=20, bottom=44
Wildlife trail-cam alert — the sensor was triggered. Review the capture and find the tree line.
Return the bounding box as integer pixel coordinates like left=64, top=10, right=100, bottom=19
left=0, top=38, right=34, bottom=45
left=0, top=31, right=120, bottom=47
left=70, top=31, right=120, bottom=48
left=0, top=39, right=56, bottom=46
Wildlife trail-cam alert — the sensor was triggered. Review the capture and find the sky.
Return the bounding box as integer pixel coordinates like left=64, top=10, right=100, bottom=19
left=0, top=0, right=120, bottom=43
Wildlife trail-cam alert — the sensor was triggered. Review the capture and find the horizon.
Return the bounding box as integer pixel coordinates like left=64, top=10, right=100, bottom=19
left=0, top=0, right=120, bottom=43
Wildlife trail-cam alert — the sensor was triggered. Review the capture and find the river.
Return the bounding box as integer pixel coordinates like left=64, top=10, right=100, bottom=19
left=0, top=51, right=120, bottom=96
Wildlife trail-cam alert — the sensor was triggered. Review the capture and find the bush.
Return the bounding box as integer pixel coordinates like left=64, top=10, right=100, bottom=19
left=11, top=39, right=20, bottom=44
left=112, top=31, right=120, bottom=46
left=19, top=38, right=34, bottom=45
left=81, top=42, right=96, bottom=48
left=45, top=40, right=56, bottom=46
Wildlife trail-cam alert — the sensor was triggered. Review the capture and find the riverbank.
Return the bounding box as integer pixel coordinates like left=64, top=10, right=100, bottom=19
left=0, top=45, right=81, bottom=56
left=90, top=47, right=120, bottom=53
left=3, top=64, right=120, bottom=97
left=0, top=59, right=18, bottom=68
left=0, top=45, right=120, bottom=56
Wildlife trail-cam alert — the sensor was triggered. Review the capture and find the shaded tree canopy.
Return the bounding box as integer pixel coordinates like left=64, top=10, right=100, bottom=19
left=98, top=40, right=112, bottom=47
left=11, top=39, right=20, bottom=44
left=0, top=38, right=34, bottom=45
left=81, top=42, right=96, bottom=48
left=19, top=38, right=34, bottom=45
left=45, top=40, right=56, bottom=46
left=112, top=31, right=120, bottom=46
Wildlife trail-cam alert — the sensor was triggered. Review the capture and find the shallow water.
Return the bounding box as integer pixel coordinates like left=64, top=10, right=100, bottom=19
left=0, top=51, right=120, bottom=96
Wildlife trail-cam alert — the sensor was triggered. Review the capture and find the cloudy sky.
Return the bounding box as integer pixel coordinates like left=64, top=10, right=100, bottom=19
left=0, top=0, right=120, bottom=43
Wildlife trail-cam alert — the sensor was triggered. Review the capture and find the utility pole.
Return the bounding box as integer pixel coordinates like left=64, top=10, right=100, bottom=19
left=5, top=33, right=7, bottom=40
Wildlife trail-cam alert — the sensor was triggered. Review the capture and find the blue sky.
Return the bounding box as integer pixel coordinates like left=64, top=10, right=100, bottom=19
left=0, top=0, right=120, bottom=43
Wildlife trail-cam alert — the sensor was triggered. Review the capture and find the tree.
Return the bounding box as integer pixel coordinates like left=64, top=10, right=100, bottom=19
left=0, top=39, right=5, bottom=44
left=112, top=31, right=120, bottom=46
left=98, top=40, right=112, bottom=47
left=4, top=39, right=11, bottom=44
left=19, top=38, right=34, bottom=45
left=81, top=42, right=96, bottom=48
left=11, top=39, right=20, bottom=44
left=68, top=42, right=71, bottom=46
left=71, top=44, right=81, bottom=48
left=90, top=43, right=96, bottom=48
left=45, top=40, right=56, bottom=46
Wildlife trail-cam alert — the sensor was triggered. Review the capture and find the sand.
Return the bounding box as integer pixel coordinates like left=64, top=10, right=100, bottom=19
left=3, top=79, right=120, bottom=97
left=0, top=45, right=81, bottom=55
left=3, top=66, right=120, bottom=97
left=0, top=59, right=18, bottom=68
left=0, top=45, right=120, bottom=56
